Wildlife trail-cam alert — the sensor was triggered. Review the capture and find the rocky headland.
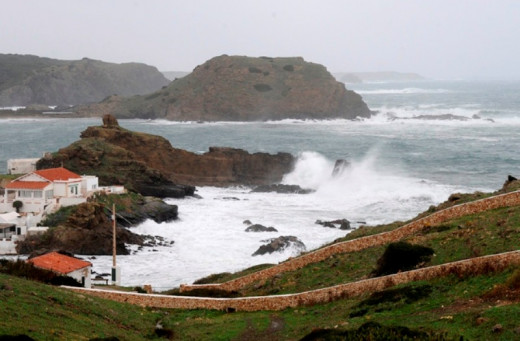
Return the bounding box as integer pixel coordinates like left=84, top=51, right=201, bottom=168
left=37, top=115, right=296, bottom=193
left=0, top=54, right=170, bottom=107
left=75, top=55, right=372, bottom=121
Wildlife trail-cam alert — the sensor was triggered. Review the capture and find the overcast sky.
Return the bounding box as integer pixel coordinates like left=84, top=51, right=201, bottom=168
left=1, top=0, right=519, bottom=80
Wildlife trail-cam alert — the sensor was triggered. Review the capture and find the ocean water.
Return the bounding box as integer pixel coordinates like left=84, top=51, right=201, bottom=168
left=1, top=80, right=520, bottom=289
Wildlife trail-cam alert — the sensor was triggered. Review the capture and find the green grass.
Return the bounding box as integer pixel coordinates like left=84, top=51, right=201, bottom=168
left=0, top=273, right=163, bottom=340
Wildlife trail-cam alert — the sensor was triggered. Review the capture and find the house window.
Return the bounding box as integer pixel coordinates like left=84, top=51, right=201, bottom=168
left=34, top=191, right=43, bottom=198
left=18, top=190, right=32, bottom=198
left=45, top=190, right=54, bottom=199
left=70, top=185, right=78, bottom=195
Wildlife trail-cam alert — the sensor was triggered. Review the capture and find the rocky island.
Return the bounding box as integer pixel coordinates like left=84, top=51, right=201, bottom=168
left=75, top=55, right=372, bottom=121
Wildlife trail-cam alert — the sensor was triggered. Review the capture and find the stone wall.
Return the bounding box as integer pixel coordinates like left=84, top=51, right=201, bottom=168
left=66, top=250, right=520, bottom=312
left=181, top=190, right=520, bottom=293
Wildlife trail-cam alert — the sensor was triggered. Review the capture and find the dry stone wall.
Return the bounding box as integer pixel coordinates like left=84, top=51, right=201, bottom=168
left=181, top=190, right=520, bottom=293
left=66, top=250, right=520, bottom=312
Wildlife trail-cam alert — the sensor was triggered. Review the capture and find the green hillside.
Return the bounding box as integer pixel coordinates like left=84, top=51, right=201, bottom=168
left=0, top=54, right=170, bottom=106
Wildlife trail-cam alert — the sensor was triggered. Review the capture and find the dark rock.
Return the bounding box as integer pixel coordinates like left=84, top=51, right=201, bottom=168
left=412, top=114, right=469, bottom=121
left=116, top=197, right=178, bottom=227
left=332, top=159, right=350, bottom=177
left=316, top=219, right=351, bottom=230
left=243, top=220, right=253, bottom=225
left=252, top=236, right=306, bottom=256
left=508, top=175, right=518, bottom=182
left=133, top=183, right=195, bottom=199
left=492, top=324, right=503, bottom=333
left=245, top=224, right=278, bottom=232
left=102, top=114, right=119, bottom=127
left=251, top=184, right=313, bottom=194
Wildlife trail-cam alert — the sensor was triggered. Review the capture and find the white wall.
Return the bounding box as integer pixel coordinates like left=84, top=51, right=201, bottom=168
left=68, top=267, right=91, bottom=288
left=7, top=158, right=39, bottom=174
left=81, top=176, right=98, bottom=195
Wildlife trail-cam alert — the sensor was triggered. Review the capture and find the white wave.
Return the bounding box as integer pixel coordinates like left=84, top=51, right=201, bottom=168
left=86, top=150, right=470, bottom=290
left=356, top=88, right=451, bottom=95
left=0, top=106, right=26, bottom=111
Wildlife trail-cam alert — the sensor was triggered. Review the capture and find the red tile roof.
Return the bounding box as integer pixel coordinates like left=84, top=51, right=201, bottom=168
left=28, top=252, right=92, bottom=274
left=34, top=167, right=81, bottom=181
left=5, top=181, right=50, bottom=190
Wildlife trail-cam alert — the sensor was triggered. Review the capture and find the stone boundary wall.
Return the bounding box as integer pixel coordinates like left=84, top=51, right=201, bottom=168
left=181, top=190, right=520, bottom=293
left=66, top=250, right=520, bottom=312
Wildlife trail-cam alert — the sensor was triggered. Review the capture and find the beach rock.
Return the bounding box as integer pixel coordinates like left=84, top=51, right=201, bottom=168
left=251, top=184, right=314, bottom=194
left=316, top=219, right=351, bottom=230
left=245, top=224, right=278, bottom=232
left=75, top=55, right=372, bottom=121
left=252, top=236, right=306, bottom=256
left=36, top=117, right=295, bottom=188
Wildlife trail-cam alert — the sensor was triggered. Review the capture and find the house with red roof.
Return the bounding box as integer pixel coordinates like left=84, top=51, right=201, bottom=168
left=0, top=167, right=99, bottom=215
left=28, top=251, right=92, bottom=288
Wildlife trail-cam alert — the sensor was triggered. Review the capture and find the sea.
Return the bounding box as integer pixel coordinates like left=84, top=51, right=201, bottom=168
left=1, top=80, right=520, bottom=290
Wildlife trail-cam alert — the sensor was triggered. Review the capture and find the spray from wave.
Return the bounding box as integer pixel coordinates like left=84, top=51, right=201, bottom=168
left=282, top=150, right=469, bottom=223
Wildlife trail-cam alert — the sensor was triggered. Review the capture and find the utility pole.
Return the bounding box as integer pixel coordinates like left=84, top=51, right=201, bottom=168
left=111, top=203, right=121, bottom=286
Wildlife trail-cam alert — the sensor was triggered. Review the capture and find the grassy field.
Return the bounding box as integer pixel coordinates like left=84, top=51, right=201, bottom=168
left=2, top=185, right=520, bottom=340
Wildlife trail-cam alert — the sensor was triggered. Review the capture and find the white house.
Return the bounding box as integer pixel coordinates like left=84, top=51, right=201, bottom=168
left=7, top=158, right=39, bottom=175
left=0, top=167, right=100, bottom=214
left=28, top=251, right=92, bottom=288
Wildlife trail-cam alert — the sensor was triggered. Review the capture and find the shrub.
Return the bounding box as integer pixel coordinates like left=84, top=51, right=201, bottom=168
left=283, top=65, right=294, bottom=72
left=372, top=242, right=434, bottom=277
left=12, top=200, right=23, bottom=213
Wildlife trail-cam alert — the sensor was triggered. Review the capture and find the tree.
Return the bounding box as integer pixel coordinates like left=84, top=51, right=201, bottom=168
left=12, top=200, right=23, bottom=213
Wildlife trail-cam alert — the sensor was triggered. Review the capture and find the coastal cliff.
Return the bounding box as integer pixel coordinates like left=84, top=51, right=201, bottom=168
left=36, top=115, right=295, bottom=193
left=75, top=55, right=372, bottom=121
left=0, top=54, right=170, bottom=106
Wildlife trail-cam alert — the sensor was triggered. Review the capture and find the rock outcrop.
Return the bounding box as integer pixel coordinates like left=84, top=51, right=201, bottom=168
left=16, top=202, right=144, bottom=255
left=245, top=224, right=278, bottom=233
left=0, top=54, right=170, bottom=107
left=36, top=115, right=295, bottom=190
left=75, top=55, right=372, bottom=121
left=252, top=236, right=306, bottom=256
left=315, top=219, right=352, bottom=230
left=251, top=184, right=314, bottom=194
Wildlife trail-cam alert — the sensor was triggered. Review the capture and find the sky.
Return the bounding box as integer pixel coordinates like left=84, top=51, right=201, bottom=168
left=1, top=0, right=519, bottom=80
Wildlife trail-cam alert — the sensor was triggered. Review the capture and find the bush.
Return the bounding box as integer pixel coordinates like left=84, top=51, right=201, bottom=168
left=372, top=242, right=434, bottom=277
left=12, top=200, right=23, bottom=213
